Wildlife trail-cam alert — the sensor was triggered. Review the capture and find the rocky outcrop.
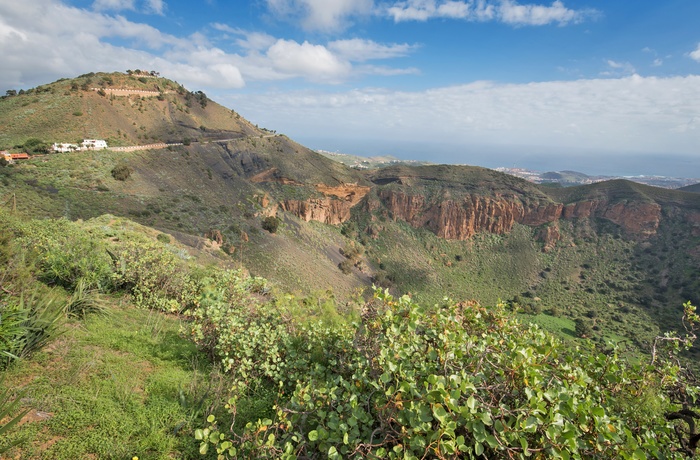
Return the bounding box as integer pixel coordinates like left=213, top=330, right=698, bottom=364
left=601, top=202, right=661, bottom=238
left=280, top=184, right=371, bottom=225
left=377, top=190, right=562, bottom=240
left=536, top=224, right=561, bottom=252
left=281, top=198, right=353, bottom=225
left=375, top=190, right=663, bottom=243
left=686, top=211, right=700, bottom=237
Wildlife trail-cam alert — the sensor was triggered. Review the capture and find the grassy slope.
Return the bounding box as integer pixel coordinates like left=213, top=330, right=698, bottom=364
left=0, top=71, right=260, bottom=150
left=0, top=141, right=371, bottom=299
left=0, top=298, right=212, bottom=459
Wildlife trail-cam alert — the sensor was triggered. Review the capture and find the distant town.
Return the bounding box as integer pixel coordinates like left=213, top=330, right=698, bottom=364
left=494, top=167, right=700, bottom=189
left=315, top=149, right=699, bottom=190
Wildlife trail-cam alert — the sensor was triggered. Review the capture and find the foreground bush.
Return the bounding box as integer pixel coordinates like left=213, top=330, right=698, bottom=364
left=198, top=291, right=699, bottom=459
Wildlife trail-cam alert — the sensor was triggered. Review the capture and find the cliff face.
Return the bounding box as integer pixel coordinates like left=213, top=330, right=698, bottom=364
left=375, top=189, right=663, bottom=243
left=279, top=184, right=371, bottom=225
left=281, top=198, right=353, bottom=225
left=377, top=190, right=562, bottom=240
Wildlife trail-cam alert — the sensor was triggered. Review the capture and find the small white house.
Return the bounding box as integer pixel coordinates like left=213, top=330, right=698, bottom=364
left=52, top=143, right=80, bottom=153
left=81, top=139, right=108, bottom=150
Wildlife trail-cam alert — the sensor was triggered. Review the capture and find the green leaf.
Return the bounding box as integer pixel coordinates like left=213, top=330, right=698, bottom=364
left=467, top=395, right=477, bottom=411
left=475, top=442, right=484, bottom=456
left=328, top=446, right=340, bottom=459
left=485, top=435, right=498, bottom=449
left=433, top=404, right=448, bottom=423
left=308, top=430, right=318, bottom=441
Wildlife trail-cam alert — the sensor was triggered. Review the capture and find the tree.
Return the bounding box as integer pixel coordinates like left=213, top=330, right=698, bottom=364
left=575, top=317, right=592, bottom=338
left=111, top=165, right=131, bottom=181
left=261, top=216, right=280, bottom=234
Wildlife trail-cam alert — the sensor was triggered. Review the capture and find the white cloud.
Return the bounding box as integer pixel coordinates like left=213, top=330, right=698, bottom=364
left=0, top=0, right=241, bottom=89
left=265, top=0, right=374, bottom=31
left=499, top=0, right=579, bottom=26
left=328, top=38, right=416, bottom=61
left=92, top=0, right=163, bottom=14
left=145, top=0, right=164, bottom=15
left=386, top=0, right=595, bottom=26
left=92, top=0, right=135, bottom=11
left=386, top=0, right=494, bottom=21
left=226, top=75, right=700, bottom=157
left=601, top=59, right=636, bottom=76
left=266, top=40, right=352, bottom=82
left=691, top=43, right=700, bottom=63
left=0, top=1, right=416, bottom=91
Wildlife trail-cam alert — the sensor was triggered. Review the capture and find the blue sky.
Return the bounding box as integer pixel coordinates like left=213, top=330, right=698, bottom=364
left=1, top=0, right=700, bottom=176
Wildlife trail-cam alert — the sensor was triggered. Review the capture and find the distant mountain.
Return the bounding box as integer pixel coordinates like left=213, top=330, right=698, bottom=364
left=679, top=183, right=700, bottom=193
left=2, top=71, right=700, bottom=356
left=541, top=170, right=592, bottom=183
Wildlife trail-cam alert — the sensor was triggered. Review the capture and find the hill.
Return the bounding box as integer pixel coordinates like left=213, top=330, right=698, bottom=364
left=3, top=71, right=700, bottom=458
left=679, top=182, right=700, bottom=193
left=0, top=71, right=259, bottom=150
left=2, top=71, right=700, bottom=356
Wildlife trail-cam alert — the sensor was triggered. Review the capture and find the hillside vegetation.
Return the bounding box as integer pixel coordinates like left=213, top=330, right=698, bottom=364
left=1, top=208, right=699, bottom=459
left=2, top=72, right=700, bottom=355
left=0, top=71, right=259, bottom=150
left=3, top=71, right=700, bottom=457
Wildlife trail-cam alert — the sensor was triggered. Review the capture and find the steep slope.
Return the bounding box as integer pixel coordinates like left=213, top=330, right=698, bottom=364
left=0, top=71, right=260, bottom=150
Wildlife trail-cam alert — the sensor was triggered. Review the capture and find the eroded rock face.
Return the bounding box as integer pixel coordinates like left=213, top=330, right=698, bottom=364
left=280, top=184, right=371, bottom=225
left=375, top=190, right=664, bottom=242
left=536, top=224, right=562, bottom=252
left=270, top=170, right=666, bottom=244
left=281, top=198, right=353, bottom=225
left=601, top=202, right=661, bottom=238
left=377, top=190, right=562, bottom=240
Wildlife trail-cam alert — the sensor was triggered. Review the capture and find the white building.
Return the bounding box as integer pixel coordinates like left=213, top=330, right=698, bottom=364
left=81, top=139, right=108, bottom=150
left=52, top=143, right=80, bottom=153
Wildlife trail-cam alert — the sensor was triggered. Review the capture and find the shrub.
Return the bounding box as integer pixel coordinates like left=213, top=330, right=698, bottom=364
left=111, top=165, right=131, bottom=181
left=156, top=233, right=171, bottom=244
left=197, top=291, right=698, bottom=459
left=110, top=239, right=197, bottom=312
left=64, top=278, right=107, bottom=319
left=15, top=218, right=113, bottom=291
left=0, top=377, right=30, bottom=454
left=338, top=258, right=353, bottom=274
left=575, top=317, right=593, bottom=338
left=261, top=216, right=280, bottom=234
left=1, top=289, right=65, bottom=368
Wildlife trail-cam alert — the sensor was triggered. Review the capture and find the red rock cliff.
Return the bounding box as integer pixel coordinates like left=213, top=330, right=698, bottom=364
left=280, top=184, right=370, bottom=225
left=378, top=190, right=562, bottom=239
left=376, top=190, right=662, bottom=241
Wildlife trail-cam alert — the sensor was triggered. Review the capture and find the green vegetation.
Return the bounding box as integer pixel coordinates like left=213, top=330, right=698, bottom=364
left=4, top=70, right=700, bottom=458
left=198, top=289, right=700, bottom=459
left=111, top=164, right=132, bottom=181
left=1, top=203, right=700, bottom=459
left=0, top=210, right=361, bottom=457
left=261, top=215, right=281, bottom=233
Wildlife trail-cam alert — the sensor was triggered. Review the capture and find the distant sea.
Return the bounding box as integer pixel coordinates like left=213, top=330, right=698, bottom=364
left=301, top=137, right=699, bottom=179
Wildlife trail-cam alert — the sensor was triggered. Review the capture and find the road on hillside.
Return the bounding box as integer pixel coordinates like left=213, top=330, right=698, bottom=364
left=107, top=134, right=280, bottom=152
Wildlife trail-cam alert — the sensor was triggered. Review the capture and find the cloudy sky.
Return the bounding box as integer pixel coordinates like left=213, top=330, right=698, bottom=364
left=2, top=0, right=700, bottom=176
